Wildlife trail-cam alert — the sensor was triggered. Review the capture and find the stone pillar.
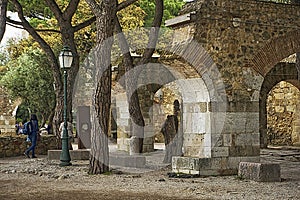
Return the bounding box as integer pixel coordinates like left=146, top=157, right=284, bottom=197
left=292, top=99, right=300, bottom=145
left=116, top=93, right=130, bottom=152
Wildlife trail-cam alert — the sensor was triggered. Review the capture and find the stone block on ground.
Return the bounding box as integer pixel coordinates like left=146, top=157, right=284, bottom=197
left=48, top=149, right=146, bottom=168
left=48, top=149, right=90, bottom=160
left=110, top=154, right=146, bottom=168
left=172, top=156, right=201, bottom=175
left=172, top=156, right=241, bottom=176
left=238, top=162, right=281, bottom=182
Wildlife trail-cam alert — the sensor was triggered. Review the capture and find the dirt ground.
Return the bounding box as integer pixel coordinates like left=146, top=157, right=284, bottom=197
left=0, top=147, right=300, bottom=200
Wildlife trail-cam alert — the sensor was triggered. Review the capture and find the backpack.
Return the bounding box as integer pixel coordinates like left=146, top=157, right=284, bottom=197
left=21, top=121, right=32, bottom=135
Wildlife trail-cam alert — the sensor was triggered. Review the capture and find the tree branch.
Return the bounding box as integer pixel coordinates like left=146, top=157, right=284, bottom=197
left=117, top=0, right=138, bottom=11
left=36, top=28, right=61, bottom=33
left=44, top=0, right=63, bottom=23
left=139, top=0, right=163, bottom=65
left=115, top=16, right=134, bottom=69
left=0, top=0, right=7, bottom=42
left=64, top=0, right=80, bottom=19
left=10, top=0, right=58, bottom=71
left=6, top=17, right=22, bottom=27
left=73, top=16, right=96, bottom=32
left=7, top=17, right=60, bottom=33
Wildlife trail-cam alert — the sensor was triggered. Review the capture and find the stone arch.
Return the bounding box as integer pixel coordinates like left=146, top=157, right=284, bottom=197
left=151, top=76, right=212, bottom=157
left=259, top=62, right=299, bottom=147
left=251, top=30, right=300, bottom=76
left=115, top=41, right=227, bottom=155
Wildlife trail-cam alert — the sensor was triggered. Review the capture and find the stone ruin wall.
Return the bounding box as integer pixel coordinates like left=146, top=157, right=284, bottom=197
left=177, top=0, right=300, bottom=152
left=267, top=81, right=300, bottom=145
left=168, top=0, right=300, bottom=175
left=0, top=135, right=57, bottom=157
left=192, top=0, right=300, bottom=100
left=0, top=87, right=17, bottom=135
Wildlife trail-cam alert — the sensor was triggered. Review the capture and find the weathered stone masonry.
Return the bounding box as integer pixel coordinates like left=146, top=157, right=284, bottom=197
left=0, top=135, right=57, bottom=157
left=71, top=0, right=299, bottom=175
left=169, top=0, right=300, bottom=175
left=0, top=87, right=17, bottom=134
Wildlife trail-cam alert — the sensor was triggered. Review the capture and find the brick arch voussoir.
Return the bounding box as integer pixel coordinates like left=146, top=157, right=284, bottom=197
left=169, top=41, right=227, bottom=104
left=252, top=30, right=300, bottom=76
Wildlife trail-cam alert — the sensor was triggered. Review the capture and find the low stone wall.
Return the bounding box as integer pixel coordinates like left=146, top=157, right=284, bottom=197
left=0, top=135, right=58, bottom=157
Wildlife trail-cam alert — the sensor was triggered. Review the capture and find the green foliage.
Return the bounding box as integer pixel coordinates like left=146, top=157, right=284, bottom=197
left=0, top=50, right=9, bottom=66
left=137, top=0, right=185, bottom=27
left=118, top=1, right=146, bottom=30
left=15, top=103, right=30, bottom=123
left=8, top=0, right=51, bottom=19
left=0, top=47, right=55, bottom=123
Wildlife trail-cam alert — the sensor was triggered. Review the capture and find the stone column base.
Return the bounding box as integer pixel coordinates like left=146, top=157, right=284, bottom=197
left=172, top=156, right=260, bottom=176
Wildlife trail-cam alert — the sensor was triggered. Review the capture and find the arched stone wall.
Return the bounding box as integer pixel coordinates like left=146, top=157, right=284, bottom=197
left=252, top=30, right=300, bottom=76
left=115, top=45, right=227, bottom=155
left=73, top=0, right=300, bottom=175
left=259, top=63, right=299, bottom=147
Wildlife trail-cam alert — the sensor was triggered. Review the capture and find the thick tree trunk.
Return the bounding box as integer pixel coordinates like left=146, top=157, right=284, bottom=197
left=89, top=66, right=111, bottom=174
left=53, top=92, right=64, bottom=149
left=296, top=53, right=300, bottom=81
left=0, top=0, right=7, bottom=42
left=86, top=0, right=117, bottom=174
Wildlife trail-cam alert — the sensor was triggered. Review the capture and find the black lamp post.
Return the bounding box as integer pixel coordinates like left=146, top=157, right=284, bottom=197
left=58, top=46, right=73, bottom=166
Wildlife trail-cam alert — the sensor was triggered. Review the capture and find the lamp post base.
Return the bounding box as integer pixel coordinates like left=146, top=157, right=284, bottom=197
left=59, top=161, right=72, bottom=167
left=60, top=133, right=71, bottom=167
left=59, top=150, right=72, bottom=166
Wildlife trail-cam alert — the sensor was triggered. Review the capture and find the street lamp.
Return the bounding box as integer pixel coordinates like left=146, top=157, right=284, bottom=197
left=58, top=46, right=73, bottom=166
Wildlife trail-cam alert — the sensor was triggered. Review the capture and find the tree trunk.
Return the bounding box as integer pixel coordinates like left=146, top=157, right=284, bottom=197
left=0, top=0, right=7, bottom=42
left=86, top=0, right=117, bottom=174
left=53, top=92, right=64, bottom=149
left=89, top=66, right=111, bottom=174
left=296, top=53, right=300, bottom=81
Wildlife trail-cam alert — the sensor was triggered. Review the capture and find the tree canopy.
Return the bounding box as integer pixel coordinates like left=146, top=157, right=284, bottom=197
left=0, top=45, right=55, bottom=124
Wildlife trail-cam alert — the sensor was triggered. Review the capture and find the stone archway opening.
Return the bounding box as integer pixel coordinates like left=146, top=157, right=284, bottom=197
left=152, top=84, right=182, bottom=145
left=259, top=62, right=299, bottom=148
left=267, top=81, right=300, bottom=146
left=151, top=78, right=212, bottom=159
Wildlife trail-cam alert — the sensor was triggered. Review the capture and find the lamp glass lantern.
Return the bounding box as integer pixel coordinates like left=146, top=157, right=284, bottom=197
left=59, top=46, right=73, bottom=69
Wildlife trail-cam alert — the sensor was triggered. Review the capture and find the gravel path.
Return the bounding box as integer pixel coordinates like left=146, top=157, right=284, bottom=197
left=0, top=148, right=299, bottom=200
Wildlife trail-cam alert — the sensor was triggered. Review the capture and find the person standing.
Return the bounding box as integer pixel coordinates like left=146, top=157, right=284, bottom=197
left=24, top=114, right=39, bottom=158
left=59, top=120, right=74, bottom=150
